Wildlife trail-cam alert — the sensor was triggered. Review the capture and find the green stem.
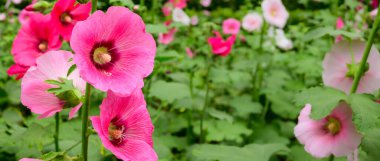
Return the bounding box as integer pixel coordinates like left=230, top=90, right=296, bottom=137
left=328, top=155, right=334, bottom=161
left=200, top=58, right=211, bottom=143
left=350, top=8, right=380, bottom=94
left=91, top=0, right=97, bottom=13
left=261, top=98, right=270, bottom=121
left=187, top=72, right=195, bottom=144
left=64, top=140, right=82, bottom=154
left=81, top=83, right=92, bottom=161
left=259, top=22, right=266, bottom=53
left=54, top=113, right=60, bottom=152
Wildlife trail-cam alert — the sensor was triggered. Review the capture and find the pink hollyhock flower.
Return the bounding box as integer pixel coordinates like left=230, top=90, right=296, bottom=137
left=51, top=0, right=91, bottom=41
left=169, top=0, right=187, bottom=9
left=158, top=28, right=177, bottom=45
left=294, top=103, right=361, bottom=158
left=71, top=6, right=156, bottom=96
left=172, top=8, right=190, bottom=25
left=323, top=40, right=380, bottom=94
left=203, top=10, right=211, bottom=16
left=242, top=12, right=263, bottom=32
left=200, top=0, right=211, bottom=7
left=0, top=13, right=5, bottom=21
left=372, top=0, right=378, bottom=9
left=222, top=18, right=240, bottom=35
left=185, top=47, right=194, bottom=58
left=12, top=13, right=62, bottom=67
left=21, top=51, right=85, bottom=119
left=191, top=15, right=198, bottom=25
left=208, top=31, right=236, bottom=57
left=162, top=2, right=173, bottom=17
left=335, top=17, right=345, bottom=43
left=19, top=159, right=42, bottom=161
left=7, top=64, right=29, bottom=80
left=370, top=8, right=378, bottom=18
left=90, top=90, right=157, bottom=161
left=262, top=0, right=289, bottom=28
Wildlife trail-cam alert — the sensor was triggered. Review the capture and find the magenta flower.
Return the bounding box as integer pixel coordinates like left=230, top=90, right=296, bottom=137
left=71, top=6, right=156, bottom=96
left=12, top=13, right=62, bottom=67
left=90, top=90, right=157, bottom=161
left=242, top=12, right=263, bottom=32
left=158, top=28, right=177, bottom=45
left=169, top=0, right=187, bottom=9
left=19, top=158, right=42, bottom=161
left=162, top=2, right=173, bottom=17
left=222, top=18, right=241, bottom=35
left=323, top=40, right=380, bottom=94
left=21, top=51, right=85, bottom=119
left=51, top=0, right=91, bottom=41
left=262, top=0, right=289, bottom=28
left=208, top=31, right=236, bottom=57
left=7, top=63, right=29, bottom=80
left=294, top=103, right=361, bottom=158
left=335, top=17, right=345, bottom=43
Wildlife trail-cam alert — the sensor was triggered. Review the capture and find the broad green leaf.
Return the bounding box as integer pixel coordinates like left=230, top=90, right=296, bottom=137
left=303, top=27, right=334, bottom=42
left=149, top=81, right=191, bottom=103
left=146, top=24, right=168, bottom=34
left=362, top=128, right=380, bottom=161
left=188, top=143, right=288, bottom=161
left=208, top=108, right=234, bottom=123
left=347, top=94, right=380, bottom=131
left=230, top=95, right=262, bottom=118
left=294, top=87, right=347, bottom=119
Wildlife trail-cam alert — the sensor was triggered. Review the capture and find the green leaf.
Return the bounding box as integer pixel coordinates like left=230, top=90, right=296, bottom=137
left=294, top=87, right=347, bottom=119
left=66, top=64, right=77, bottom=77
left=347, top=94, right=380, bottom=131
left=362, top=128, right=380, bottom=161
left=303, top=27, right=334, bottom=42
left=229, top=95, right=262, bottom=118
left=208, top=109, right=234, bottom=123
left=188, top=143, right=288, bottom=161
left=109, top=0, right=134, bottom=8
left=146, top=24, right=168, bottom=34
left=149, top=80, right=191, bottom=103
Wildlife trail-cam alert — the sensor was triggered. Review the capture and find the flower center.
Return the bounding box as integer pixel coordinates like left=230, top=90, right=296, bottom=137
left=38, top=41, right=48, bottom=52
left=60, top=12, right=72, bottom=24
left=93, top=47, right=112, bottom=65
left=108, top=123, right=125, bottom=142
left=346, top=62, right=369, bottom=79
left=270, top=7, right=278, bottom=16
left=324, top=117, right=341, bottom=135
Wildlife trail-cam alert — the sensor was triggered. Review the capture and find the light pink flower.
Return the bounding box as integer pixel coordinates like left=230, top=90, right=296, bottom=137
left=7, top=63, right=29, bottom=80
left=19, top=159, right=42, bottom=161
left=158, top=28, right=177, bottom=45
left=208, top=31, right=236, bottom=57
left=21, top=51, right=85, bottom=119
left=335, top=17, right=345, bottom=43
left=12, top=0, right=22, bottom=4
left=222, top=18, right=240, bottom=35
left=200, top=0, right=211, bottom=7
left=185, top=47, right=194, bottom=58
left=90, top=90, right=157, bottom=161
left=323, top=40, right=380, bottom=94
left=262, top=0, right=289, bottom=28
left=0, top=13, right=6, bottom=21
left=162, top=2, right=173, bottom=17
left=51, top=0, right=92, bottom=41
left=191, top=15, right=198, bottom=25
left=71, top=6, right=156, bottom=96
left=242, top=12, right=263, bottom=32
left=294, top=103, right=361, bottom=158
left=12, top=13, right=62, bottom=67
left=169, top=0, right=187, bottom=9
left=172, top=8, right=190, bottom=25
left=203, top=10, right=210, bottom=16
left=370, top=8, right=378, bottom=18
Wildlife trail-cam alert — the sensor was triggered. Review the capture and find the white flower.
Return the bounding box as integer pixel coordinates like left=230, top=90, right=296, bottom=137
left=172, top=8, right=190, bottom=26
left=274, top=29, right=293, bottom=50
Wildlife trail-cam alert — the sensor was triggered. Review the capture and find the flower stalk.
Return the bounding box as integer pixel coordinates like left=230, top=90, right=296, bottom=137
left=81, top=83, right=92, bottom=161
left=54, top=113, right=60, bottom=152
left=350, top=7, right=380, bottom=94
left=200, top=57, right=211, bottom=143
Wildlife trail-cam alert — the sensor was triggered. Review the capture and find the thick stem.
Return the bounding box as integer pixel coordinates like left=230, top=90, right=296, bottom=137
left=187, top=72, right=195, bottom=144
left=259, top=22, right=266, bottom=53
left=328, top=155, right=335, bottom=161
left=54, top=113, right=60, bottom=152
left=81, top=83, right=92, bottom=161
left=200, top=59, right=211, bottom=143
left=350, top=9, right=380, bottom=94
left=91, top=0, right=97, bottom=13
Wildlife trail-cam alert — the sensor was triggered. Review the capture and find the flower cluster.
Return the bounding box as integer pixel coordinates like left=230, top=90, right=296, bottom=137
left=11, top=1, right=157, bottom=161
